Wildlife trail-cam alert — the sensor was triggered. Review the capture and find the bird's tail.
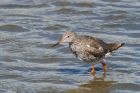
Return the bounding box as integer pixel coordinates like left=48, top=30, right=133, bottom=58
left=107, top=43, right=125, bottom=52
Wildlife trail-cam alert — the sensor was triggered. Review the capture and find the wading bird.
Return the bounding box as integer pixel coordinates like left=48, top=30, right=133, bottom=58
left=52, top=31, right=124, bottom=77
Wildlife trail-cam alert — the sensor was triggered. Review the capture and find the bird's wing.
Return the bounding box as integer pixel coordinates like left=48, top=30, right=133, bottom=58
left=75, top=36, right=106, bottom=57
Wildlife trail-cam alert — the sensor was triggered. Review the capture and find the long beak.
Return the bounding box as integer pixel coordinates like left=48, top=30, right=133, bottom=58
left=51, top=37, right=64, bottom=47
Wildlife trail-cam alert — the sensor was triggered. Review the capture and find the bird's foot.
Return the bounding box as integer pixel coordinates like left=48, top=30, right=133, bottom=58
left=101, top=61, right=107, bottom=78
left=91, top=64, right=96, bottom=76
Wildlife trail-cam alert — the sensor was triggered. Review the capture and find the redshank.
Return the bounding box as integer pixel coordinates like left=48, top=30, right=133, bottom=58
left=52, top=31, right=124, bottom=77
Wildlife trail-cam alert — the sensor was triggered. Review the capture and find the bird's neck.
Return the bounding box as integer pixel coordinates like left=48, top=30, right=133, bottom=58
left=70, top=34, right=77, bottom=43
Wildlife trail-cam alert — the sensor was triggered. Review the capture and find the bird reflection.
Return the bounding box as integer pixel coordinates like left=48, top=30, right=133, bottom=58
left=66, top=75, right=115, bottom=93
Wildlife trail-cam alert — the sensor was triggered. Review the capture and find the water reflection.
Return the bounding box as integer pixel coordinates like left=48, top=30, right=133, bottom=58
left=66, top=76, right=115, bottom=93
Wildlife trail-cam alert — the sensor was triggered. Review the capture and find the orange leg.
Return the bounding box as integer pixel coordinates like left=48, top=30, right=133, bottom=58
left=91, top=64, right=95, bottom=76
left=101, top=62, right=107, bottom=77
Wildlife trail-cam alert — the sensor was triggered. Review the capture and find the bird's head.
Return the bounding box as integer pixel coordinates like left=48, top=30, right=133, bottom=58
left=52, top=31, right=76, bottom=47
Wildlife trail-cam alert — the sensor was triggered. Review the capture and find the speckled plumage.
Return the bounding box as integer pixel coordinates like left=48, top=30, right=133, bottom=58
left=69, top=35, right=107, bottom=63
left=53, top=31, right=124, bottom=63
left=52, top=31, right=124, bottom=76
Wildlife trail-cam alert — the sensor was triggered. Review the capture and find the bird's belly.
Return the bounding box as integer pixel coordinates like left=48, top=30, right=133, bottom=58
left=70, top=44, right=103, bottom=64
left=77, top=53, right=103, bottom=64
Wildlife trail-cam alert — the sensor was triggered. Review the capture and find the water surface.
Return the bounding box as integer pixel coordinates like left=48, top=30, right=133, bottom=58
left=0, top=0, right=140, bottom=93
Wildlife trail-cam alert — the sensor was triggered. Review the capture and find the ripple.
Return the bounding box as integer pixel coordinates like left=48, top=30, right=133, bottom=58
left=0, top=74, right=22, bottom=80
left=75, top=2, right=96, bottom=7
left=4, top=14, right=40, bottom=18
left=54, top=8, right=77, bottom=14
left=58, top=47, right=71, bottom=54
left=54, top=7, right=93, bottom=15
left=51, top=1, right=72, bottom=6
left=52, top=1, right=96, bottom=7
left=0, top=79, right=77, bottom=93
left=101, top=23, right=140, bottom=30
left=45, top=24, right=68, bottom=30
left=0, top=24, right=28, bottom=32
left=0, top=4, right=49, bottom=9
left=105, top=14, right=126, bottom=20
left=106, top=10, right=128, bottom=14
left=110, top=83, right=140, bottom=91
left=0, top=89, right=13, bottom=93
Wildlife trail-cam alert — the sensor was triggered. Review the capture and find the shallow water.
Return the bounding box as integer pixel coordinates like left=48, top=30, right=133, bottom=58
left=0, top=0, right=140, bottom=93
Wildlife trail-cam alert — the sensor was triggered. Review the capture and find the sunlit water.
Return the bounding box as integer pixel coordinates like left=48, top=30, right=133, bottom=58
left=0, top=0, right=140, bottom=93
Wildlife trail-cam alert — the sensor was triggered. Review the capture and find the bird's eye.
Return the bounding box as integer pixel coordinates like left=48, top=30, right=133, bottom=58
left=67, top=36, right=70, bottom=38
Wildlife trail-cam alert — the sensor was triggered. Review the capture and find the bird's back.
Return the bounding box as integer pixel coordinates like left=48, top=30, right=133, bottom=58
left=70, top=35, right=107, bottom=53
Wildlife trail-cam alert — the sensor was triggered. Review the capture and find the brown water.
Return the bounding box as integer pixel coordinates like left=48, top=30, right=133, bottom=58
left=0, top=0, right=140, bottom=93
